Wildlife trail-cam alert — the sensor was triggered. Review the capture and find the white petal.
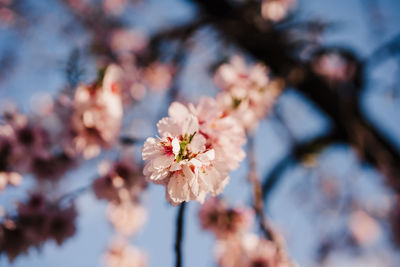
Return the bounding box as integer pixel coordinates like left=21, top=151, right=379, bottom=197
left=149, top=168, right=169, bottom=182
left=182, top=114, right=199, bottom=135
left=169, top=162, right=182, bottom=171
left=182, top=164, right=199, bottom=196
left=168, top=102, right=189, bottom=122
left=167, top=172, right=190, bottom=204
left=157, top=117, right=180, bottom=137
left=152, top=155, right=174, bottom=169
left=198, top=166, right=226, bottom=195
left=142, top=137, right=162, bottom=160
left=196, top=149, right=215, bottom=164
left=189, top=134, right=205, bottom=154
left=172, top=138, right=180, bottom=155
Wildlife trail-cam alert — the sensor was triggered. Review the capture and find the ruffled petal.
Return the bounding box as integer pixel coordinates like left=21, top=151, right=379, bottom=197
left=168, top=102, right=189, bottom=122
left=167, top=172, right=191, bottom=204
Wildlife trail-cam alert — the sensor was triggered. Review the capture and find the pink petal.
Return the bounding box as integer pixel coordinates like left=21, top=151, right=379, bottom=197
left=168, top=102, right=189, bottom=122
left=167, top=172, right=190, bottom=203
left=189, top=134, right=206, bottom=154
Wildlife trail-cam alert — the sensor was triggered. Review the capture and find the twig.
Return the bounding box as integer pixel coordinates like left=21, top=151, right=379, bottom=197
left=247, top=136, right=275, bottom=242
left=57, top=184, right=92, bottom=206
left=175, top=202, right=186, bottom=267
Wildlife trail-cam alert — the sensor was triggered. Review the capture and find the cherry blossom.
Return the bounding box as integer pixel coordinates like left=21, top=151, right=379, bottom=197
left=199, top=197, right=254, bottom=239
left=104, top=239, right=147, bottom=267
left=216, top=234, right=292, bottom=267
left=214, top=56, right=281, bottom=131
left=0, top=171, right=21, bottom=192
left=108, top=202, right=147, bottom=236
left=71, top=64, right=124, bottom=159
left=0, top=194, right=77, bottom=262
left=143, top=99, right=246, bottom=205
left=312, top=52, right=356, bottom=84
left=93, top=159, right=146, bottom=203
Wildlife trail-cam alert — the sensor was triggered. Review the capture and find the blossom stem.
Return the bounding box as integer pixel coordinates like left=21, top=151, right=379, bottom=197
left=175, top=202, right=186, bottom=267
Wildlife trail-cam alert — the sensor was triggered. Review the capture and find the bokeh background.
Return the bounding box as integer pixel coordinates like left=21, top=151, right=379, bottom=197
left=1, top=0, right=400, bottom=266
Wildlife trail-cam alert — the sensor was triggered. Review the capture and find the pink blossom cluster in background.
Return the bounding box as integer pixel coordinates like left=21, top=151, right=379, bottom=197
left=0, top=193, right=77, bottom=262
left=199, top=198, right=293, bottom=267
left=97, top=157, right=148, bottom=267
left=214, top=56, right=282, bottom=132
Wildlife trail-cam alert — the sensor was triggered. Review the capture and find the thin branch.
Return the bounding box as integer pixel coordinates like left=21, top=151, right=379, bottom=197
left=57, top=184, right=92, bottom=206
left=119, top=136, right=146, bottom=146
left=175, top=202, right=186, bottom=267
left=247, top=136, right=276, bottom=242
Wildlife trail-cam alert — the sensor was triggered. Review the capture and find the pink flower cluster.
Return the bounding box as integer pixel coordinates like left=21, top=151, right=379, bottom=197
left=216, top=234, right=292, bottom=267
left=214, top=56, right=282, bottom=132
left=199, top=197, right=254, bottom=239
left=93, top=159, right=146, bottom=204
left=142, top=97, right=246, bottom=205
left=70, top=64, right=124, bottom=159
left=0, top=194, right=77, bottom=262
left=312, top=52, right=356, bottom=85
left=92, top=154, right=148, bottom=266
left=199, top=198, right=292, bottom=267
left=0, top=108, right=74, bottom=189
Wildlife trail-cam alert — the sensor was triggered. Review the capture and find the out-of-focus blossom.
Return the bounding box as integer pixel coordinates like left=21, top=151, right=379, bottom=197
left=214, top=56, right=282, bottom=131
left=30, top=152, right=75, bottom=180
left=45, top=205, right=77, bottom=245
left=108, top=202, right=146, bottom=236
left=143, top=63, right=173, bottom=92
left=0, top=110, right=50, bottom=174
left=142, top=100, right=245, bottom=205
left=93, top=159, right=146, bottom=203
left=0, top=7, right=15, bottom=26
left=216, top=234, right=292, bottom=267
left=261, top=0, right=296, bottom=22
left=348, top=210, right=380, bottom=245
left=71, top=64, right=123, bottom=159
left=0, top=106, right=75, bottom=182
left=312, top=52, right=356, bottom=84
left=0, top=194, right=77, bottom=261
left=199, top=197, right=253, bottom=239
left=110, top=29, right=147, bottom=55
left=0, top=171, right=21, bottom=192
left=104, top=239, right=147, bottom=267
left=0, top=0, right=15, bottom=27
left=65, top=0, right=92, bottom=14
left=103, top=0, right=126, bottom=15
left=0, top=223, right=30, bottom=262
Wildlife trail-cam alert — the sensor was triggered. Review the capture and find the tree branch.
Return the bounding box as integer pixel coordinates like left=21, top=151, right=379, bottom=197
left=248, top=136, right=277, bottom=242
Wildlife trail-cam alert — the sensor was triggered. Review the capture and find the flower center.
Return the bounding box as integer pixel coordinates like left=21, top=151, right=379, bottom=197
left=175, top=132, right=196, bottom=162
